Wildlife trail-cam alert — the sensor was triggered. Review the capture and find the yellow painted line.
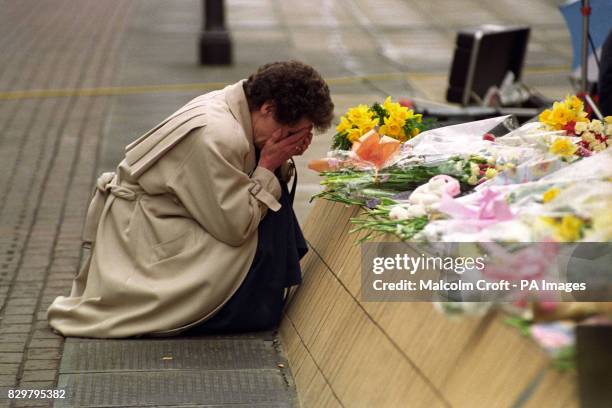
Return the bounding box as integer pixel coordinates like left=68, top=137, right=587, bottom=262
left=0, top=66, right=571, bottom=101
left=0, top=82, right=229, bottom=101
left=525, top=65, right=572, bottom=74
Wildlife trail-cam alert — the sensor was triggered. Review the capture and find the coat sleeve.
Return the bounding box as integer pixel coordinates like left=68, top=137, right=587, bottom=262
left=166, top=126, right=282, bottom=247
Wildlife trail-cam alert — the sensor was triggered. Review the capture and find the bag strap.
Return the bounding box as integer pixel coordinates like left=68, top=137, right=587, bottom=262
left=289, top=158, right=298, bottom=205
left=282, top=158, right=299, bottom=307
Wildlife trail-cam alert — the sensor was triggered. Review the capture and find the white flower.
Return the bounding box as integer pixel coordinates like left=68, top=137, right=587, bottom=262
left=405, top=204, right=427, bottom=217
left=409, top=192, right=440, bottom=206
left=592, top=143, right=607, bottom=152
left=574, top=121, right=588, bottom=133
left=389, top=206, right=411, bottom=220
left=470, top=162, right=480, bottom=176
left=582, top=131, right=595, bottom=143
left=589, top=119, right=604, bottom=134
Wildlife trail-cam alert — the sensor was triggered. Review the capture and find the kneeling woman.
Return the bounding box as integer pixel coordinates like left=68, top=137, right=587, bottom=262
left=46, top=61, right=334, bottom=338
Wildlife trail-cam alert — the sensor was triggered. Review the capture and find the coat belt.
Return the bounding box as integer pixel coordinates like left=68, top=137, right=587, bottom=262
left=82, top=172, right=143, bottom=245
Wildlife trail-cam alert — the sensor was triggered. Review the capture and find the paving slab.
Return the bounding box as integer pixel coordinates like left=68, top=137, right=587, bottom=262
left=55, top=333, right=297, bottom=407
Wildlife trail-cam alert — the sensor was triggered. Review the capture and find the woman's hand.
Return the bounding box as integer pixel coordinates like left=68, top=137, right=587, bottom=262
left=258, top=126, right=313, bottom=171
left=293, top=129, right=313, bottom=156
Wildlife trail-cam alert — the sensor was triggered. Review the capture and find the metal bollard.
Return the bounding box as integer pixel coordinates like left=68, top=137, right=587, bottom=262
left=198, top=0, right=232, bottom=65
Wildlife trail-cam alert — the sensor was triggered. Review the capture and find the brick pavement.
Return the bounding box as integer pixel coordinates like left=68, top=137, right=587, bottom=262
left=0, top=1, right=134, bottom=406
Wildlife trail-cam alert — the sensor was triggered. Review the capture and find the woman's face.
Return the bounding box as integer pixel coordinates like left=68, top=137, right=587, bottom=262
left=252, top=102, right=313, bottom=149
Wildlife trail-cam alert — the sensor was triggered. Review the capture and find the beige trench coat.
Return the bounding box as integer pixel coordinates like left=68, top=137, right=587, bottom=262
left=47, top=80, right=289, bottom=338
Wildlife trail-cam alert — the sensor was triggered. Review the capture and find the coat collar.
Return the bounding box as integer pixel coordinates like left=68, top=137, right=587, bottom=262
left=225, top=80, right=257, bottom=173
left=225, top=80, right=254, bottom=146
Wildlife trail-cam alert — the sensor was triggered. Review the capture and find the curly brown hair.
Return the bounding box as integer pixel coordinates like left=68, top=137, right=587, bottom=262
left=243, top=61, right=334, bottom=132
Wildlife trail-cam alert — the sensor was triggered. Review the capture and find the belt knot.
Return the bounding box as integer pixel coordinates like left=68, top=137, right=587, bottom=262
left=96, top=172, right=141, bottom=201
left=83, top=172, right=143, bottom=245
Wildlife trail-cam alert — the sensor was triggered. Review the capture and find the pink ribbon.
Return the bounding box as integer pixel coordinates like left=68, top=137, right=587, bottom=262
left=438, top=188, right=513, bottom=231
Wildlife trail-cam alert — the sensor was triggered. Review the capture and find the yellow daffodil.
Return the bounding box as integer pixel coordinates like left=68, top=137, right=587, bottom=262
left=392, top=107, right=409, bottom=122
left=538, top=215, right=584, bottom=241
left=380, top=113, right=408, bottom=140
left=380, top=121, right=403, bottom=139
left=557, top=215, right=584, bottom=241
left=568, top=95, right=583, bottom=111
left=346, top=104, right=371, bottom=123
left=551, top=102, right=571, bottom=123
left=549, top=138, right=577, bottom=157
left=352, top=115, right=373, bottom=128
left=382, top=96, right=400, bottom=113
left=336, top=104, right=379, bottom=145
left=355, top=117, right=379, bottom=134
left=382, top=96, right=416, bottom=122
left=335, top=116, right=352, bottom=133
left=566, top=95, right=589, bottom=123
left=347, top=128, right=362, bottom=143
left=539, top=95, right=589, bottom=131
left=539, top=109, right=551, bottom=124
left=542, top=187, right=560, bottom=203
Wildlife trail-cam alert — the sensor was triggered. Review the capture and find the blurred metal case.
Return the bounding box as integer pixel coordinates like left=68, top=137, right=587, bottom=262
left=446, top=25, right=530, bottom=106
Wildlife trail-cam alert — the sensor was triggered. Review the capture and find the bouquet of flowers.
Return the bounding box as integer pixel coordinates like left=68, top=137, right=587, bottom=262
left=332, top=97, right=429, bottom=150
left=482, top=100, right=612, bottom=188
left=538, top=95, right=611, bottom=158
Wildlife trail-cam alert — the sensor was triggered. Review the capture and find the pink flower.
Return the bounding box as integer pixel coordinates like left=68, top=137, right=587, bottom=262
left=576, top=146, right=592, bottom=157
left=531, top=322, right=574, bottom=350
left=399, top=98, right=414, bottom=108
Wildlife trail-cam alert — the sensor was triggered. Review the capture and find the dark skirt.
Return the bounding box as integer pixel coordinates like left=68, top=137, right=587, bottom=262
left=183, top=175, right=307, bottom=335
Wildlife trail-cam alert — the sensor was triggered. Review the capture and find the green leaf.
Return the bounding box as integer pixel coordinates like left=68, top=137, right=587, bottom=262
left=504, top=316, right=532, bottom=336
left=370, top=102, right=388, bottom=125
left=332, top=131, right=352, bottom=150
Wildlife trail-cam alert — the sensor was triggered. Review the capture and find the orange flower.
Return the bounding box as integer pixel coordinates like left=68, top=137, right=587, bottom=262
left=352, top=130, right=401, bottom=168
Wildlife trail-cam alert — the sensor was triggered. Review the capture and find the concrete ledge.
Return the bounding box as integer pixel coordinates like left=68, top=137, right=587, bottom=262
left=281, top=199, right=577, bottom=407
